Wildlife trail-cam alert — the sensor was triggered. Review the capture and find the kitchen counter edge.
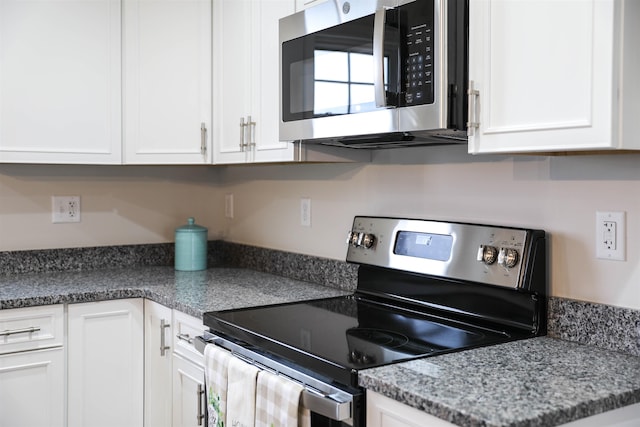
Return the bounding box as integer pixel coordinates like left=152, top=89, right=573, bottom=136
left=359, top=337, right=640, bottom=427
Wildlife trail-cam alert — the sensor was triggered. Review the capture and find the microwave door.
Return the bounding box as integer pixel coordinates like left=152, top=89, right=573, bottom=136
left=280, top=6, right=402, bottom=141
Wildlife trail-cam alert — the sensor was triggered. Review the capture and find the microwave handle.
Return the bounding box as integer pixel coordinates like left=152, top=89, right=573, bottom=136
left=373, top=8, right=388, bottom=108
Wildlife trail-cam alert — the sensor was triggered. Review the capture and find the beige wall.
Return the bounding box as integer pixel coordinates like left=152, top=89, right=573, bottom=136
left=217, top=146, right=640, bottom=311
left=0, top=164, right=223, bottom=250
left=1, top=146, right=639, bottom=310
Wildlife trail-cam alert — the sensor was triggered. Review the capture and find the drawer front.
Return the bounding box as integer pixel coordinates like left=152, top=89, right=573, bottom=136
left=0, top=305, right=64, bottom=354
left=172, top=310, right=204, bottom=366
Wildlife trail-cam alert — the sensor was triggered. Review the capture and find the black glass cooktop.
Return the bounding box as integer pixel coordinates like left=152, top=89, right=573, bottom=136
left=204, top=294, right=519, bottom=387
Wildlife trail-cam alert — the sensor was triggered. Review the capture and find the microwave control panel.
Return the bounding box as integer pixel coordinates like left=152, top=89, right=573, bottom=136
left=401, top=1, right=435, bottom=106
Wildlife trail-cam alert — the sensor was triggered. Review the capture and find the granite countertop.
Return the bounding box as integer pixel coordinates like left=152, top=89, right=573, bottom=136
left=360, top=337, right=640, bottom=427
left=2, top=265, right=639, bottom=427
left=0, top=266, right=350, bottom=317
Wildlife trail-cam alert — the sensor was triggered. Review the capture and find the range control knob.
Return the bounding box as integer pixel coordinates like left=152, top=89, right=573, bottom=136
left=477, top=245, right=498, bottom=265
left=347, top=231, right=363, bottom=247
left=362, top=234, right=376, bottom=249
left=498, top=248, right=519, bottom=268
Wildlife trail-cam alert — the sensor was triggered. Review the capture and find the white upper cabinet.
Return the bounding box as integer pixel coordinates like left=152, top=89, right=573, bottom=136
left=123, top=0, right=212, bottom=164
left=468, top=0, right=640, bottom=154
left=0, top=0, right=122, bottom=164
left=212, top=0, right=296, bottom=164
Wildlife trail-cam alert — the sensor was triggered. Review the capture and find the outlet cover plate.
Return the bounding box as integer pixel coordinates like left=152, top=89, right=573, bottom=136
left=596, top=211, right=625, bottom=261
left=52, top=196, right=81, bottom=223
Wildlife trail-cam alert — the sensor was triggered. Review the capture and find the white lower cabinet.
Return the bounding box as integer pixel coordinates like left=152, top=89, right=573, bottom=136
left=144, top=300, right=206, bottom=427
left=144, top=300, right=174, bottom=427
left=0, top=348, right=65, bottom=427
left=368, top=390, right=640, bottom=427
left=367, top=391, right=455, bottom=427
left=0, top=304, right=65, bottom=427
left=68, top=298, right=144, bottom=427
left=172, top=353, right=206, bottom=427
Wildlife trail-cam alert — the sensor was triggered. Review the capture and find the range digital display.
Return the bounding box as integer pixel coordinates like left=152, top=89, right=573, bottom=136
left=394, top=231, right=452, bottom=261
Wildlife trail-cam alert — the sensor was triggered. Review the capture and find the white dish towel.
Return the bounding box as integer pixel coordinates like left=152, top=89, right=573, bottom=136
left=204, top=344, right=233, bottom=427
left=227, top=356, right=260, bottom=427
left=255, top=370, right=311, bottom=427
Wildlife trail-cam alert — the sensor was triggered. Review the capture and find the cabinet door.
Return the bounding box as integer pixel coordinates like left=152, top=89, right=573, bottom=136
left=173, top=309, right=205, bottom=366
left=172, top=353, right=206, bottom=427
left=0, top=304, right=64, bottom=355
left=468, top=0, right=617, bottom=153
left=250, top=0, right=296, bottom=163
left=0, top=0, right=121, bottom=164
left=212, top=0, right=253, bottom=164
left=123, top=0, right=212, bottom=164
left=367, top=391, right=455, bottom=427
left=213, top=0, right=296, bottom=164
left=68, top=299, right=144, bottom=427
left=0, top=347, right=65, bottom=427
left=144, top=300, right=173, bottom=427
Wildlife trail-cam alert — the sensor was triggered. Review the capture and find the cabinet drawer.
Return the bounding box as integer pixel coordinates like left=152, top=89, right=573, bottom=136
left=172, top=310, right=204, bottom=366
left=0, top=305, right=64, bottom=354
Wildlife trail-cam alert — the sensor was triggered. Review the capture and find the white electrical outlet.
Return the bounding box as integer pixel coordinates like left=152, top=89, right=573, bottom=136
left=52, top=196, right=81, bottom=223
left=596, top=211, right=626, bottom=261
left=224, top=194, right=234, bottom=219
left=300, top=197, right=311, bottom=227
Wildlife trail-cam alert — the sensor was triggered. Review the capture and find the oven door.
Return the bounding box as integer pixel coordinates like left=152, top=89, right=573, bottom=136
left=195, top=332, right=365, bottom=427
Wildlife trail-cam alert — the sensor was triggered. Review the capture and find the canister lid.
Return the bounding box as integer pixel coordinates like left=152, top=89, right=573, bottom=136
left=176, top=217, right=207, bottom=233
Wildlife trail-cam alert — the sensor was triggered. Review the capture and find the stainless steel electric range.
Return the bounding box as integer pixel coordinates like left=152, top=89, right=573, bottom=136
left=197, top=216, right=547, bottom=426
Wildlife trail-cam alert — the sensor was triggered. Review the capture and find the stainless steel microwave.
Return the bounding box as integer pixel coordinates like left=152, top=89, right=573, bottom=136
left=279, top=0, right=468, bottom=149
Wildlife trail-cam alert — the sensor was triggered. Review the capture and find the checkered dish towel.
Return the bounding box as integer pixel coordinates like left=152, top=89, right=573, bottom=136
left=227, top=356, right=260, bottom=427
left=204, top=344, right=232, bottom=427
left=255, top=370, right=311, bottom=427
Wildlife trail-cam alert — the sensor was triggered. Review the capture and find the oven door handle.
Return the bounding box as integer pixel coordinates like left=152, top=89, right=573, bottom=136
left=195, top=335, right=355, bottom=422
left=301, top=388, right=351, bottom=421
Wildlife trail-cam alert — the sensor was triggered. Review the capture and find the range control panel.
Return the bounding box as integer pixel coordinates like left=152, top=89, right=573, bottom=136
left=346, top=216, right=545, bottom=290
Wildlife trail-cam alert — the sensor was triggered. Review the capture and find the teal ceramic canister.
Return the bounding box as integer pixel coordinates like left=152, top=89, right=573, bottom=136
left=174, top=217, right=208, bottom=271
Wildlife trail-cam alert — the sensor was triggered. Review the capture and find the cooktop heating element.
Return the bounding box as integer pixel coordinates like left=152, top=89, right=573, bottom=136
left=200, top=216, right=547, bottom=426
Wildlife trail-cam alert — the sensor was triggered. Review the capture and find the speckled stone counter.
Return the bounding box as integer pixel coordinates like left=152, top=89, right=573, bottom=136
left=359, top=337, right=640, bottom=427
left=3, top=243, right=640, bottom=427
left=0, top=266, right=350, bottom=318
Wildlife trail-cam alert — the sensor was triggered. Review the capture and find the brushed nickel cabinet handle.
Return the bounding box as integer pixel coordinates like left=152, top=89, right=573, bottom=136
left=197, top=383, right=205, bottom=425
left=176, top=333, right=194, bottom=344
left=247, top=115, right=256, bottom=149
left=200, top=122, right=207, bottom=155
left=0, top=326, right=41, bottom=337
left=239, top=116, right=246, bottom=151
left=160, top=319, right=170, bottom=356
left=467, top=80, right=480, bottom=136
